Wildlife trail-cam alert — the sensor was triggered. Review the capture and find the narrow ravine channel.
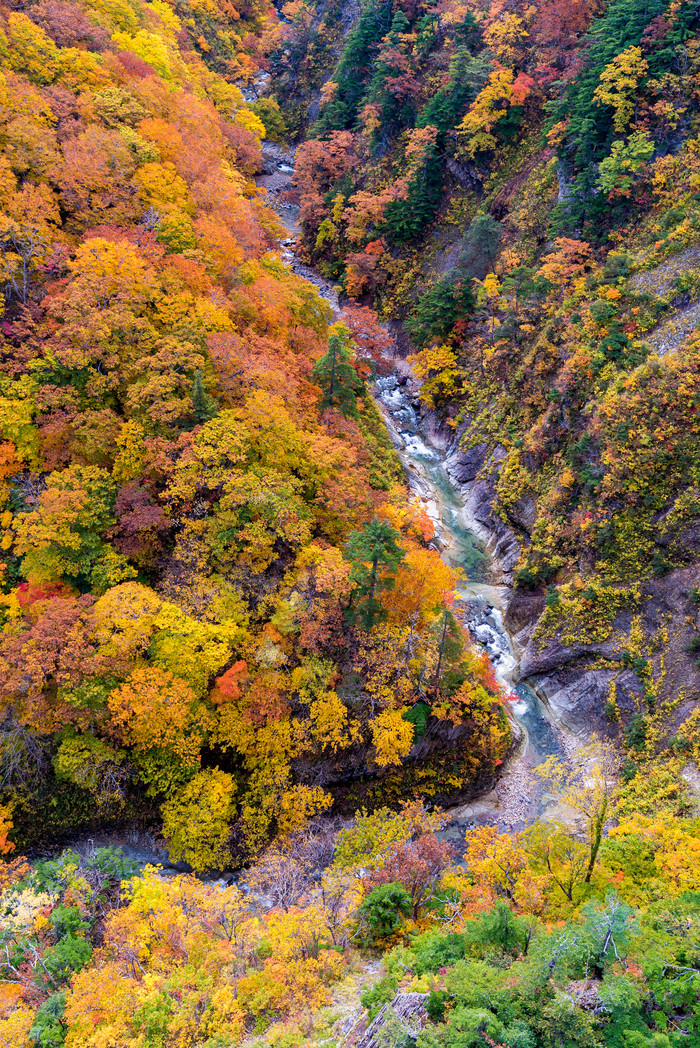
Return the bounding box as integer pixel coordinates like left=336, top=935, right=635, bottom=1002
left=260, top=143, right=569, bottom=833
left=373, top=373, right=566, bottom=834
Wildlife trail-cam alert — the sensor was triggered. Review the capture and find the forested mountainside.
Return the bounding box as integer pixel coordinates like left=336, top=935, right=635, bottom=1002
left=0, top=0, right=510, bottom=861
left=2, top=0, right=700, bottom=1045
left=278, top=0, right=700, bottom=744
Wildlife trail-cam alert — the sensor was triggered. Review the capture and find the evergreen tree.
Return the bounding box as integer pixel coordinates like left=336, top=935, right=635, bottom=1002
left=459, top=214, right=501, bottom=278
left=406, top=273, right=475, bottom=347
left=345, top=518, right=405, bottom=629
left=382, top=144, right=444, bottom=243
left=191, top=369, right=217, bottom=424
left=313, top=0, right=393, bottom=132
left=312, top=332, right=361, bottom=417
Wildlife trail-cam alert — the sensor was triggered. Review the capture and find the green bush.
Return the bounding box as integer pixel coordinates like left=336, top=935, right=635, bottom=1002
left=41, top=934, right=92, bottom=984
left=358, top=882, right=412, bottom=941
left=29, top=992, right=66, bottom=1048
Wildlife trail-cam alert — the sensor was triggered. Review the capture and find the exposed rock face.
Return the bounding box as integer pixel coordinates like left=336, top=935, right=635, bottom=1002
left=291, top=709, right=505, bottom=812
left=505, top=588, right=546, bottom=647
left=530, top=667, right=641, bottom=740
left=341, top=992, right=429, bottom=1048
left=415, top=407, right=700, bottom=744
left=445, top=155, right=482, bottom=188
left=518, top=565, right=700, bottom=739
left=422, top=421, right=524, bottom=584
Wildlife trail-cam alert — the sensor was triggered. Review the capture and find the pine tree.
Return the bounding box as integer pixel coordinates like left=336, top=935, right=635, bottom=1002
left=312, top=333, right=361, bottom=417
left=191, top=369, right=217, bottom=424
left=345, top=518, right=405, bottom=629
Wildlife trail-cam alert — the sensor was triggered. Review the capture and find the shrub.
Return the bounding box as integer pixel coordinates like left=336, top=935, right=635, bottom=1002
left=358, top=882, right=412, bottom=941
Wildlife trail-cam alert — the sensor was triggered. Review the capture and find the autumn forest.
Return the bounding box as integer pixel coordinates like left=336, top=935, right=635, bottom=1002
left=1, top=0, right=700, bottom=1044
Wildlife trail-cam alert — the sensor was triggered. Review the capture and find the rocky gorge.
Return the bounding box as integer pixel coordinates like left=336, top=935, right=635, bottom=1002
left=256, top=144, right=578, bottom=829
left=257, top=138, right=700, bottom=826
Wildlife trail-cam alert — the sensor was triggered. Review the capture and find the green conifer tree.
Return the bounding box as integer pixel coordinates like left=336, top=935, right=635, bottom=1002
left=345, top=518, right=405, bottom=629
left=312, top=332, right=361, bottom=417
left=191, top=369, right=217, bottom=424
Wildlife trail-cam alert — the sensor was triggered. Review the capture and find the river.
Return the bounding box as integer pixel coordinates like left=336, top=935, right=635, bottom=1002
left=373, top=373, right=566, bottom=835
left=261, top=142, right=568, bottom=833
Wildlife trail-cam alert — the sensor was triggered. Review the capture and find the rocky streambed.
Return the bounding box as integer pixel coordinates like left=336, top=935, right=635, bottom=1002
left=373, top=373, right=573, bottom=834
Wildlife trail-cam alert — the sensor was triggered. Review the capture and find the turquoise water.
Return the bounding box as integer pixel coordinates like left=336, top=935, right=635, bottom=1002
left=374, top=375, right=565, bottom=824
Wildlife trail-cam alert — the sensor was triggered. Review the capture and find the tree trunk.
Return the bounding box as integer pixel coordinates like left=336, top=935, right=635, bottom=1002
left=585, top=798, right=607, bottom=883
left=367, top=553, right=378, bottom=624
left=433, top=610, right=449, bottom=691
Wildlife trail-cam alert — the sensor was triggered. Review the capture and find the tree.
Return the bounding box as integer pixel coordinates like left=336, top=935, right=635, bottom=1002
left=333, top=801, right=445, bottom=871
left=210, top=467, right=313, bottom=572
left=535, top=740, right=619, bottom=882
left=337, top=305, right=393, bottom=378
left=107, top=665, right=212, bottom=794
left=459, top=213, right=501, bottom=279
left=457, top=69, right=524, bottom=158
left=406, top=276, right=475, bottom=349
left=597, top=130, right=655, bottom=195
left=161, top=768, right=236, bottom=872
left=191, top=369, right=217, bottom=424
left=408, top=344, right=462, bottom=408
left=345, top=518, right=405, bottom=629
left=365, top=835, right=455, bottom=918
left=533, top=0, right=599, bottom=70
left=54, top=128, right=138, bottom=226
left=53, top=732, right=128, bottom=809
left=241, top=824, right=337, bottom=911
left=293, top=130, right=359, bottom=227
left=12, top=464, right=135, bottom=591
left=0, top=208, right=55, bottom=303
left=593, top=46, right=648, bottom=133
left=312, top=331, right=362, bottom=418
left=537, top=237, right=592, bottom=291
left=370, top=707, right=415, bottom=768
left=358, top=882, right=412, bottom=941
left=521, top=822, right=590, bottom=903
left=483, top=12, right=529, bottom=66
left=380, top=547, right=457, bottom=626
left=0, top=802, right=14, bottom=856
left=464, top=825, right=528, bottom=903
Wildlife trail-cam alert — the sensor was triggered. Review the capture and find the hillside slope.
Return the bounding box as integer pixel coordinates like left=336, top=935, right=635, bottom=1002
left=267, top=0, right=700, bottom=762
left=0, top=0, right=511, bottom=863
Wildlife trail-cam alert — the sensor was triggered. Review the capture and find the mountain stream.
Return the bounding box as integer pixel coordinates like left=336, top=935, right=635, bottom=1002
left=261, top=144, right=568, bottom=834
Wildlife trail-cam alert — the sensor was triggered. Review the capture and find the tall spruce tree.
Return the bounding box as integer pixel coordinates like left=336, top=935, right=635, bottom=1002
left=312, top=332, right=361, bottom=417
left=345, top=518, right=405, bottom=629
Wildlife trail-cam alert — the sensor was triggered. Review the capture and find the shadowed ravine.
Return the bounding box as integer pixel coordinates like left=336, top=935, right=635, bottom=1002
left=260, top=143, right=572, bottom=833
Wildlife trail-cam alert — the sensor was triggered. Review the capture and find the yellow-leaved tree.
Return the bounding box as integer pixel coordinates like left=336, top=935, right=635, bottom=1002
left=593, top=46, right=648, bottom=133
left=161, top=768, right=237, bottom=872
left=535, top=739, right=619, bottom=883
left=408, top=344, right=462, bottom=409
left=371, top=707, right=415, bottom=768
